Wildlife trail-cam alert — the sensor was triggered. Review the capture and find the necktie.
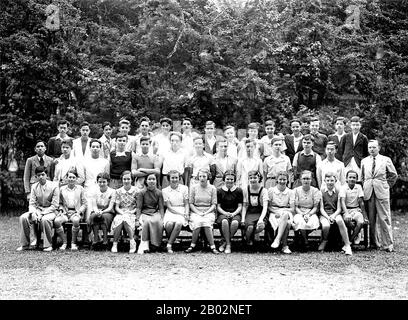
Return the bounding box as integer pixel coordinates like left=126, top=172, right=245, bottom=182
left=371, top=156, right=376, bottom=176
left=39, top=156, right=44, bottom=166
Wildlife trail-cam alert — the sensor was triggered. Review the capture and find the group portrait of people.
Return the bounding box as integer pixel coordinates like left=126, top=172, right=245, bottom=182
left=17, top=114, right=398, bottom=256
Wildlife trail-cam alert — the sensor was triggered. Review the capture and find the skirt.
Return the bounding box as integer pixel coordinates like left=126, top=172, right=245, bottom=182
left=140, top=213, right=163, bottom=246
left=111, top=212, right=136, bottom=231
left=269, top=208, right=293, bottom=231
left=189, top=208, right=215, bottom=230
left=216, top=214, right=241, bottom=225
left=293, top=213, right=319, bottom=231
left=163, top=207, right=188, bottom=227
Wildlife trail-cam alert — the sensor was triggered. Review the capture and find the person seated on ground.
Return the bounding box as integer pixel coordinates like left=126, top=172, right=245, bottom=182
left=111, top=171, right=138, bottom=253
left=263, top=137, right=292, bottom=189
left=17, top=166, right=59, bottom=252
left=293, top=170, right=322, bottom=251
left=267, top=171, right=294, bottom=254
left=185, top=168, right=219, bottom=254
left=89, top=172, right=116, bottom=250
left=241, top=170, right=269, bottom=248
left=318, top=172, right=352, bottom=255
left=54, top=170, right=87, bottom=251
left=162, top=170, right=189, bottom=253
left=136, top=173, right=165, bottom=254
left=339, top=170, right=368, bottom=246
left=216, top=170, right=243, bottom=254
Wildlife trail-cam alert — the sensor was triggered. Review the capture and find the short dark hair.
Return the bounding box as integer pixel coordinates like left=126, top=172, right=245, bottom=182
left=350, top=116, right=361, bottom=123
left=140, top=136, right=151, bottom=144
left=247, top=122, right=259, bottom=130
left=35, top=140, right=46, bottom=147
left=169, top=131, right=182, bottom=141
left=67, top=169, right=78, bottom=177
left=102, top=121, right=112, bottom=129
left=205, top=120, right=215, bottom=127
left=290, top=118, right=301, bottom=126
left=97, top=172, right=110, bottom=182
left=119, top=118, right=130, bottom=126
left=57, top=119, right=69, bottom=127
left=120, top=170, right=132, bottom=180
left=116, top=132, right=128, bottom=140
left=182, top=118, right=192, bottom=125
left=326, top=141, right=337, bottom=149
left=302, top=134, right=314, bottom=142
left=61, top=138, right=73, bottom=148
left=89, top=139, right=102, bottom=147
left=222, top=170, right=236, bottom=182
left=310, top=117, right=319, bottom=123
left=80, top=121, right=90, bottom=128
left=346, top=170, right=358, bottom=178
left=334, top=117, right=346, bottom=125
left=248, top=170, right=262, bottom=182
left=35, top=166, right=46, bottom=175
left=140, top=116, right=150, bottom=124
left=160, top=117, right=172, bottom=126
left=264, top=120, right=275, bottom=127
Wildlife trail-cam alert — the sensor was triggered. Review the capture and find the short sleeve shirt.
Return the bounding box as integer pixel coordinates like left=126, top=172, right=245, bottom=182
left=339, top=184, right=363, bottom=208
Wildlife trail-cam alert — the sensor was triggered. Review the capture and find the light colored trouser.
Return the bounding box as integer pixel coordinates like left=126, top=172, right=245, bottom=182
left=19, top=211, right=56, bottom=248
left=367, top=192, right=393, bottom=249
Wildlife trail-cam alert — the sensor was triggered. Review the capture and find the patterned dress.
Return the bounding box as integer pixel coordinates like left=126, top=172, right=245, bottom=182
left=111, top=186, right=138, bottom=231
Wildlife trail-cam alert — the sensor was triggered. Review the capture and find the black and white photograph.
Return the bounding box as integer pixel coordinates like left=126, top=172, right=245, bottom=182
left=1, top=0, right=407, bottom=307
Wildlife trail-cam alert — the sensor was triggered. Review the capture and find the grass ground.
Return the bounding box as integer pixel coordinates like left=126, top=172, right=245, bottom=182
left=1, top=212, right=407, bottom=300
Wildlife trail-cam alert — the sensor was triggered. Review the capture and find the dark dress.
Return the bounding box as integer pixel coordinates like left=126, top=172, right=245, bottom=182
left=216, top=187, right=243, bottom=224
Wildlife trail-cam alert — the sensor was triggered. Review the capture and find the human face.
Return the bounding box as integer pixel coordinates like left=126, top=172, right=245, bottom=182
left=116, top=137, right=127, bottom=150
left=103, top=126, right=112, bottom=138
left=346, top=172, right=357, bottom=187
left=291, top=121, right=301, bottom=135
left=326, top=145, right=336, bottom=160
left=204, top=124, right=215, bottom=137
left=301, top=173, right=312, bottom=188
left=310, top=121, right=319, bottom=134
left=217, top=141, right=228, bottom=155
left=368, top=141, right=379, bottom=157
left=58, top=124, right=68, bottom=136
left=277, top=175, right=288, bottom=188
left=146, top=174, right=157, bottom=189
left=245, top=141, right=255, bottom=156
left=36, top=171, right=47, bottom=184
left=119, top=123, right=130, bottom=135
left=61, top=144, right=71, bottom=156
left=249, top=174, right=260, bottom=186
left=170, top=134, right=181, bottom=151
left=161, top=122, right=171, bottom=133
left=247, top=128, right=258, bottom=139
left=335, top=120, right=344, bottom=134
left=350, top=121, right=361, bottom=134
left=302, top=139, right=313, bottom=151
left=194, top=138, right=204, bottom=153
left=271, top=141, right=282, bottom=153
left=224, top=175, right=235, bottom=189
left=169, top=173, right=179, bottom=187
left=98, top=178, right=108, bottom=190
left=140, top=140, right=150, bottom=154
left=325, top=176, right=336, bottom=190
left=199, top=171, right=208, bottom=183
left=265, top=125, right=275, bottom=137
left=122, top=173, right=132, bottom=187
left=80, top=126, right=90, bottom=138
left=35, top=142, right=46, bottom=156
left=182, top=120, right=192, bottom=132
left=140, top=121, right=150, bottom=134
left=90, top=142, right=101, bottom=157
left=67, top=172, right=77, bottom=187
left=224, top=128, right=235, bottom=140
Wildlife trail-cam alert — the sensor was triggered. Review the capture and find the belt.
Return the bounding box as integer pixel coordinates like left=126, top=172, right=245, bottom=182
left=271, top=205, right=288, bottom=209
left=346, top=206, right=359, bottom=209
left=67, top=208, right=76, bottom=211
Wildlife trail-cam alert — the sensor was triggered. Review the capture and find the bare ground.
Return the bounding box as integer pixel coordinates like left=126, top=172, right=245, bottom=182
left=1, top=213, right=407, bottom=300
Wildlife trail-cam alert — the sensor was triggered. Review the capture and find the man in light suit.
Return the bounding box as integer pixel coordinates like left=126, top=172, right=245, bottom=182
left=23, top=141, right=53, bottom=200
left=338, top=116, right=368, bottom=182
left=361, top=140, right=398, bottom=252
left=72, top=121, right=92, bottom=160
left=17, top=166, right=60, bottom=252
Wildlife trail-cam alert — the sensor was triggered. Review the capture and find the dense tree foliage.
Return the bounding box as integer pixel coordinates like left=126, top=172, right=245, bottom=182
left=1, top=0, right=407, bottom=211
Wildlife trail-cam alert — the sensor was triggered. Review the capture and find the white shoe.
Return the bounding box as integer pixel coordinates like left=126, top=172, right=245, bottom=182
left=342, top=245, right=353, bottom=255
left=219, top=242, right=226, bottom=252
left=71, top=244, right=78, bottom=251
left=111, top=243, right=118, bottom=253
left=30, top=239, right=37, bottom=247
left=43, top=246, right=53, bottom=252
left=137, top=241, right=146, bottom=255
left=271, top=239, right=280, bottom=249
left=353, top=232, right=362, bottom=245
left=129, top=240, right=136, bottom=254
left=224, top=245, right=231, bottom=254
left=16, top=246, right=29, bottom=252
left=282, top=246, right=292, bottom=254
left=60, top=243, right=67, bottom=251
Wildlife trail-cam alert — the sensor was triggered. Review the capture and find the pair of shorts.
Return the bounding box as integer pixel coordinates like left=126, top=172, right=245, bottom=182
left=216, top=214, right=241, bottom=225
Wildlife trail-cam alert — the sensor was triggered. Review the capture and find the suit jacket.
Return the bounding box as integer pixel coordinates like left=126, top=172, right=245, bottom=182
left=361, top=154, right=398, bottom=200
left=72, top=137, right=92, bottom=160
left=203, top=135, right=223, bottom=155
left=47, top=135, right=72, bottom=159
left=59, top=185, right=87, bottom=215
left=23, top=155, right=53, bottom=193
left=338, top=132, right=368, bottom=167
left=28, top=180, right=60, bottom=215
left=284, top=134, right=304, bottom=163
left=328, top=133, right=345, bottom=161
